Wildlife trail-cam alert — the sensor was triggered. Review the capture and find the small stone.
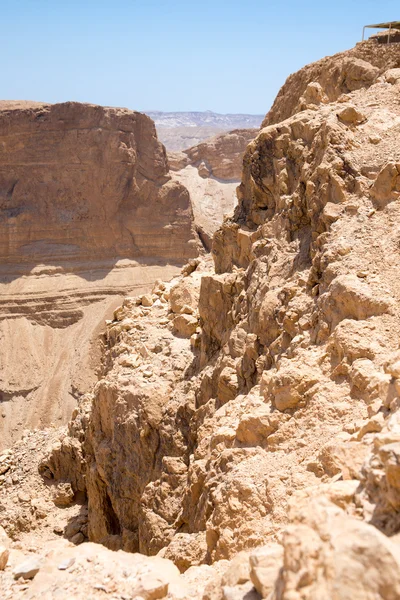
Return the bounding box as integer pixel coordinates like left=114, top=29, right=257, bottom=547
left=58, top=557, right=76, bottom=570
left=369, top=135, right=381, bottom=145
left=70, top=532, right=85, bottom=545
left=53, top=524, right=64, bottom=536
left=52, top=482, right=74, bottom=507
left=0, top=464, right=10, bottom=475
left=337, top=105, right=366, bottom=126
left=143, top=370, right=153, bottom=378
left=249, top=544, right=283, bottom=598
left=133, top=575, right=168, bottom=600
left=13, top=556, right=43, bottom=580
left=172, top=314, right=198, bottom=338
left=18, top=491, right=31, bottom=503
left=0, top=450, right=11, bottom=462
left=0, top=546, right=9, bottom=570
left=386, top=360, right=400, bottom=379
left=141, top=294, right=153, bottom=307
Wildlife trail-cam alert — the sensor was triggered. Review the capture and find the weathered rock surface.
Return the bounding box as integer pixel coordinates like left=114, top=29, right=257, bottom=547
left=263, top=36, right=400, bottom=127
left=0, top=101, right=199, bottom=448
left=9, top=36, right=400, bottom=600
left=147, top=111, right=263, bottom=151
left=169, top=129, right=257, bottom=181
left=170, top=130, right=257, bottom=247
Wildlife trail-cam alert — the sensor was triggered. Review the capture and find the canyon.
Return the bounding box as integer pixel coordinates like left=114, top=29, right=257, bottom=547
left=3, top=34, right=400, bottom=600
left=0, top=100, right=198, bottom=448
left=146, top=111, right=263, bottom=151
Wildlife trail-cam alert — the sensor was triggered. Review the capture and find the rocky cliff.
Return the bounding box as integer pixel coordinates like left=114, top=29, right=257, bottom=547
left=264, top=36, right=400, bottom=127
left=0, top=101, right=197, bottom=265
left=0, top=101, right=199, bottom=448
left=169, top=129, right=258, bottom=248
left=5, top=37, right=400, bottom=600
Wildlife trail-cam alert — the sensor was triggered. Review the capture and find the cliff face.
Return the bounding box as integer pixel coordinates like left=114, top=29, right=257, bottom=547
left=6, top=39, right=400, bottom=600
left=38, top=39, right=400, bottom=599
left=0, top=101, right=197, bottom=265
left=169, top=129, right=258, bottom=248
left=0, top=101, right=199, bottom=448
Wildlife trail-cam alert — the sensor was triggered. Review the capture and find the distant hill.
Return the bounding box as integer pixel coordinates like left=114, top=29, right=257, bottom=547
left=145, top=111, right=263, bottom=150
left=146, top=110, right=263, bottom=128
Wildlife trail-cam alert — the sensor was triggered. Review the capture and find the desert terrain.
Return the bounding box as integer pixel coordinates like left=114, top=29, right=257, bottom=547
left=147, top=111, right=263, bottom=150
left=3, top=32, right=400, bottom=600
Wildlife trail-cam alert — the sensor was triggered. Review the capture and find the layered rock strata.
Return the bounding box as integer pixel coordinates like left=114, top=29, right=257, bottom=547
left=264, top=35, right=400, bottom=127
left=169, top=129, right=258, bottom=248
left=0, top=101, right=199, bottom=448
left=8, top=39, right=400, bottom=599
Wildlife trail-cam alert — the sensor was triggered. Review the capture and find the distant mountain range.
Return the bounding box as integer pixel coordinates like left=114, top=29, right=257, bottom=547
left=145, top=111, right=263, bottom=151
left=146, top=110, right=264, bottom=129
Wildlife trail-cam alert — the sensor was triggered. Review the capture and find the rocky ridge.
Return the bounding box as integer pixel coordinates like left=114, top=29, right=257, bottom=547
left=169, top=129, right=258, bottom=248
left=147, top=111, right=263, bottom=151
left=5, top=37, right=400, bottom=599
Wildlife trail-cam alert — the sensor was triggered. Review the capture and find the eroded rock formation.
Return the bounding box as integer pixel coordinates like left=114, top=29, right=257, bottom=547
left=0, top=101, right=199, bottom=447
left=5, top=36, right=400, bottom=600
left=170, top=129, right=258, bottom=248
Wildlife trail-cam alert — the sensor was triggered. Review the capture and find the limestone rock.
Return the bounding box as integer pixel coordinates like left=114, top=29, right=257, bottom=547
left=276, top=498, right=400, bottom=599
left=0, top=101, right=199, bottom=449
left=249, top=544, right=283, bottom=598
left=52, top=482, right=74, bottom=507
left=371, top=163, right=400, bottom=207
left=170, top=277, right=200, bottom=314
left=13, top=556, right=43, bottom=579
left=170, top=129, right=257, bottom=181
left=0, top=545, right=9, bottom=570
left=172, top=313, right=199, bottom=337
left=337, top=104, right=367, bottom=125
left=263, top=41, right=388, bottom=127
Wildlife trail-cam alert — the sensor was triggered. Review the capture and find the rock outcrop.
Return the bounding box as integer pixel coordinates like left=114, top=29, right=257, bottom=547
left=170, top=130, right=258, bottom=248
left=0, top=101, right=197, bottom=265
left=0, top=101, right=199, bottom=448
left=35, top=38, right=400, bottom=599
left=169, top=129, right=257, bottom=181
left=7, top=37, right=400, bottom=600
left=264, top=36, right=400, bottom=127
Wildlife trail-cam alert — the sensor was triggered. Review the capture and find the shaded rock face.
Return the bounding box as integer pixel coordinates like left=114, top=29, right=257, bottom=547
left=0, top=101, right=199, bottom=448
left=39, top=39, right=400, bottom=598
left=0, top=101, right=197, bottom=266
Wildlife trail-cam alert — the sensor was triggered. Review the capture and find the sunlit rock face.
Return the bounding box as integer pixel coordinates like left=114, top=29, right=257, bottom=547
left=0, top=101, right=198, bottom=265
left=0, top=101, right=199, bottom=448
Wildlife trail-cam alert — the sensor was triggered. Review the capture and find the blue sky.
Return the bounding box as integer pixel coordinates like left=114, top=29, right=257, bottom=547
left=2, top=0, right=399, bottom=115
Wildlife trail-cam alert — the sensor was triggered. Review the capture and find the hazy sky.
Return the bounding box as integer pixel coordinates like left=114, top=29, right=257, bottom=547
left=3, top=0, right=398, bottom=115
